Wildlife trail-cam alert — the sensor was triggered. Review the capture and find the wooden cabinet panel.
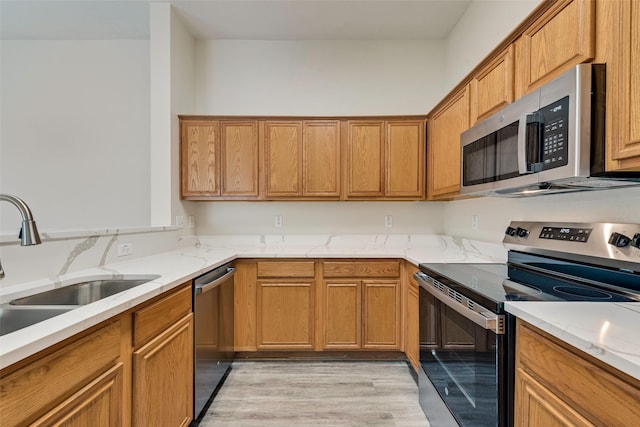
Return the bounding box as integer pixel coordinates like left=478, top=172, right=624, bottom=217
left=181, top=120, right=220, bottom=197
left=257, top=260, right=315, bottom=278
left=257, top=281, right=314, bottom=349
left=363, top=281, right=400, bottom=349
left=386, top=121, right=425, bottom=198
left=264, top=121, right=303, bottom=197
left=133, top=284, right=192, bottom=348
left=427, top=86, right=469, bottom=199
left=515, top=369, right=593, bottom=427
left=346, top=121, right=385, bottom=197
left=303, top=120, right=341, bottom=197
left=32, top=364, right=124, bottom=427
left=234, top=261, right=257, bottom=351
left=0, top=321, right=121, bottom=426
left=220, top=121, right=259, bottom=196
left=600, top=0, right=640, bottom=170
left=515, top=320, right=640, bottom=426
left=323, top=261, right=400, bottom=278
left=323, top=281, right=361, bottom=349
left=404, top=264, right=420, bottom=372
left=419, top=287, right=440, bottom=350
left=515, top=0, right=594, bottom=97
left=470, top=45, right=514, bottom=125
left=132, top=314, right=194, bottom=427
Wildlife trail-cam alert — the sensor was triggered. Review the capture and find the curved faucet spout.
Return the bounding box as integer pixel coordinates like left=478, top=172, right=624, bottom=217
left=0, top=194, right=42, bottom=279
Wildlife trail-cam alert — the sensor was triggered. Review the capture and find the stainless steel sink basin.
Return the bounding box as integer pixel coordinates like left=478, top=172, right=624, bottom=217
left=10, top=275, right=160, bottom=307
left=0, top=275, right=159, bottom=336
left=0, top=306, right=73, bottom=336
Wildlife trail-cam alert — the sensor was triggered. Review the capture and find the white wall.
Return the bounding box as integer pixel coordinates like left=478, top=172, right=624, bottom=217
left=195, top=39, right=445, bottom=115
left=0, top=40, right=150, bottom=233
left=443, top=0, right=540, bottom=90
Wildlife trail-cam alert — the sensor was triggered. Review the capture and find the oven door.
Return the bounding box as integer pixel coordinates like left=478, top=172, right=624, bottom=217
left=415, top=272, right=509, bottom=427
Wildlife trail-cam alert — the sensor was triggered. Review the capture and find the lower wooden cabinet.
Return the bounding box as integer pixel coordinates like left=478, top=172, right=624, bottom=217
left=133, top=314, right=194, bottom=427
left=362, top=281, right=400, bottom=349
left=323, top=281, right=361, bottom=349
left=404, top=264, right=420, bottom=372
left=515, top=319, right=640, bottom=426
left=0, top=283, right=194, bottom=427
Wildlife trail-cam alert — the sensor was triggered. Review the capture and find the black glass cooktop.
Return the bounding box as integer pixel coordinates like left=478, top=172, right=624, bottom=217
left=419, top=257, right=640, bottom=313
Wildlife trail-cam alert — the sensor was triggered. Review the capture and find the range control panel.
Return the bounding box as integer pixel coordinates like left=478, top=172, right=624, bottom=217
left=539, top=226, right=592, bottom=242
left=503, top=221, right=640, bottom=271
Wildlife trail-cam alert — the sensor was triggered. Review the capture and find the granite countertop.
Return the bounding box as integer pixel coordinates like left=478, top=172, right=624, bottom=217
left=505, top=302, right=640, bottom=381
left=0, top=234, right=505, bottom=369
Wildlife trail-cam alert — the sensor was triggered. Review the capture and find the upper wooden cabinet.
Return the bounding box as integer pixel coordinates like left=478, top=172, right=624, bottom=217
left=264, top=121, right=304, bottom=197
left=597, top=0, right=640, bottom=170
left=345, top=120, right=425, bottom=200
left=514, top=0, right=595, bottom=98
left=181, top=119, right=259, bottom=200
left=427, top=86, right=469, bottom=200
left=303, top=121, right=341, bottom=197
left=470, top=45, right=515, bottom=125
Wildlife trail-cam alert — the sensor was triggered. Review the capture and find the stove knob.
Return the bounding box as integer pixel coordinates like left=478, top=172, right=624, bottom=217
left=516, top=227, right=529, bottom=238
left=631, top=233, right=640, bottom=249
left=505, top=226, right=517, bottom=236
left=608, top=232, right=631, bottom=248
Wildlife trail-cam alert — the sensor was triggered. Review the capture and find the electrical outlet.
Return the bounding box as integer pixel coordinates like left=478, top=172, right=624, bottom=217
left=274, top=215, right=283, bottom=228
left=471, top=215, right=479, bottom=230
left=384, top=215, right=393, bottom=228
left=117, top=243, right=133, bottom=257
left=188, top=216, right=195, bottom=229
left=176, top=215, right=186, bottom=228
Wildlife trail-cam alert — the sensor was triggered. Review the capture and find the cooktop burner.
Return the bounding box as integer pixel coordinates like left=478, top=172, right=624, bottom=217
left=553, top=285, right=614, bottom=300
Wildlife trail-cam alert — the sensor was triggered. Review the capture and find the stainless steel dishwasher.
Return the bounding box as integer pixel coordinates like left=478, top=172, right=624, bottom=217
left=193, top=261, right=235, bottom=422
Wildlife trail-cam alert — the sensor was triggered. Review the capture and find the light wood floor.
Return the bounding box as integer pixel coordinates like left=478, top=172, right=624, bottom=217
left=198, top=361, right=430, bottom=426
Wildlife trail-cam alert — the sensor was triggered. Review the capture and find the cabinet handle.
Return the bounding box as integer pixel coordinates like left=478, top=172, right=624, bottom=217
left=194, top=267, right=235, bottom=295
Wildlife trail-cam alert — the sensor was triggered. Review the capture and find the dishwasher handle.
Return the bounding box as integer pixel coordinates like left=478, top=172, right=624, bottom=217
left=195, top=267, right=235, bottom=295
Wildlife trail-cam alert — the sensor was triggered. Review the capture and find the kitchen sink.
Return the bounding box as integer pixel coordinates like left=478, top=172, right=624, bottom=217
left=0, top=306, right=73, bottom=336
left=9, top=275, right=160, bottom=307
left=0, top=275, right=159, bottom=336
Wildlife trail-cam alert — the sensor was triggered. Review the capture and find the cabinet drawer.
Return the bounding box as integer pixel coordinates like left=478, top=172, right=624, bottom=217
left=323, top=261, right=400, bottom=278
left=0, top=321, right=121, bottom=426
left=517, top=321, right=640, bottom=425
left=133, top=284, right=192, bottom=348
left=257, top=261, right=315, bottom=278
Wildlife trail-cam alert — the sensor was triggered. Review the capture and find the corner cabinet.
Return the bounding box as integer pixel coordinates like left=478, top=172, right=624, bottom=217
left=427, top=86, right=469, bottom=200
left=470, top=45, right=514, bottom=126
left=515, top=319, right=640, bottom=426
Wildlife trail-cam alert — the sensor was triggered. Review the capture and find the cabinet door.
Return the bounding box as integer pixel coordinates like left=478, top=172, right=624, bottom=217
left=346, top=121, right=385, bottom=197
left=220, top=121, right=259, bottom=197
left=405, top=271, right=420, bottom=372
left=181, top=120, right=220, bottom=197
left=132, top=314, right=194, bottom=427
left=427, top=86, right=469, bottom=199
left=303, top=120, right=341, bottom=197
left=470, top=45, right=515, bottom=125
left=603, top=0, right=640, bottom=170
left=323, top=281, right=361, bottom=349
left=264, top=121, right=303, bottom=197
left=33, top=364, right=124, bottom=427
left=386, top=121, right=425, bottom=198
left=515, top=369, right=594, bottom=427
left=362, top=280, right=400, bottom=349
left=256, top=281, right=314, bottom=349
left=515, top=0, right=595, bottom=97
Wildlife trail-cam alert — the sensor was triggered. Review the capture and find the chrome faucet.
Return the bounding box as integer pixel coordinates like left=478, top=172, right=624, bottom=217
left=0, top=194, right=42, bottom=278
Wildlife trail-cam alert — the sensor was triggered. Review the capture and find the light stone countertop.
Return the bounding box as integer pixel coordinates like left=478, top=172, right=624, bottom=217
left=505, top=302, right=640, bottom=381
left=0, top=234, right=505, bottom=369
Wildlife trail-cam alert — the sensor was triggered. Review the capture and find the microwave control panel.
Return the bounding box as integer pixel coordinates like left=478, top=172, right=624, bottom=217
left=540, top=96, right=570, bottom=170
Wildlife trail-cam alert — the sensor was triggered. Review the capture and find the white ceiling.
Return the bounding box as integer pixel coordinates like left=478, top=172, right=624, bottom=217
left=1, top=0, right=472, bottom=41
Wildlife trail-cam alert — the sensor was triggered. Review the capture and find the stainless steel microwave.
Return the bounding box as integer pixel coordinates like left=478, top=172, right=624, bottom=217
left=460, top=63, right=640, bottom=196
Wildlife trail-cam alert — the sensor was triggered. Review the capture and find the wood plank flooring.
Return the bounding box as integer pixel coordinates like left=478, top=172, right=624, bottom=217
left=198, top=361, right=430, bottom=426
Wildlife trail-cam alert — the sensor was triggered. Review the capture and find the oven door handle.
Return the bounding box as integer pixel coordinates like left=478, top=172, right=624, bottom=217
left=195, top=267, right=235, bottom=295
left=414, top=272, right=505, bottom=334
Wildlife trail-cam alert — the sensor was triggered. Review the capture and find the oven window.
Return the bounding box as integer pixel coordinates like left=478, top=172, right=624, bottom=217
left=420, top=295, right=501, bottom=426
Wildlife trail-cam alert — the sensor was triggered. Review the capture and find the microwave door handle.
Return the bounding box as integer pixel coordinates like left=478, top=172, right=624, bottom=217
left=517, top=115, right=530, bottom=174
